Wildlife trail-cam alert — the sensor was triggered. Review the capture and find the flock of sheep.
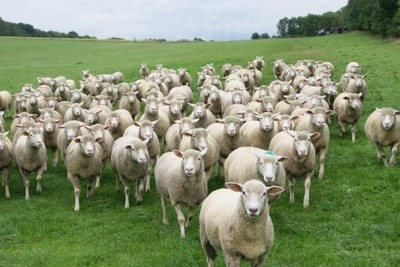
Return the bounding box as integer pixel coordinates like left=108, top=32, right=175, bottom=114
left=0, top=55, right=398, bottom=266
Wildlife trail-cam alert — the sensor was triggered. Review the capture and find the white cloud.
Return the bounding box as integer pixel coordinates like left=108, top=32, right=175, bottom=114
left=0, top=0, right=348, bottom=40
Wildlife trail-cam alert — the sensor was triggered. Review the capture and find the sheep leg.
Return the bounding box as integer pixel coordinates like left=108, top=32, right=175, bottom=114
left=288, top=176, right=295, bottom=204
left=337, top=121, right=346, bottom=137
left=115, top=175, right=120, bottom=191
left=389, top=141, right=400, bottom=166
left=135, top=178, right=145, bottom=204
left=19, top=168, right=30, bottom=200
left=145, top=163, right=152, bottom=192
left=119, top=176, right=130, bottom=208
left=173, top=203, right=186, bottom=238
left=351, top=122, right=358, bottom=142
left=87, top=178, right=97, bottom=197
left=2, top=168, right=10, bottom=198
left=201, top=239, right=217, bottom=267
left=303, top=171, right=313, bottom=208
left=68, top=174, right=81, bottom=212
left=160, top=197, right=169, bottom=225
left=51, top=147, right=58, bottom=167
left=185, top=205, right=196, bottom=228
left=318, top=147, right=327, bottom=180
left=223, top=252, right=241, bottom=267
left=95, top=175, right=101, bottom=188
left=374, top=142, right=389, bottom=166
left=251, top=254, right=267, bottom=267
left=36, top=166, right=46, bottom=195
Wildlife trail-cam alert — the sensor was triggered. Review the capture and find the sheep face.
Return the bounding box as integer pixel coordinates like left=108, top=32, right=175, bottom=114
left=29, top=94, right=38, bottom=105
left=309, top=107, right=333, bottom=128
left=74, top=135, right=98, bottom=157
left=126, top=92, right=138, bottom=103
left=41, top=118, right=58, bottom=133
left=108, top=113, right=121, bottom=128
left=224, top=117, right=241, bottom=137
left=177, top=118, right=197, bottom=134
left=257, top=113, right=275, bottom=132
left=0, top=132, right=8, bottom=151
left=209, top=89, right=220, bottom=102
left=71, top=91, right=81, bottom=102
left=231, top=91, right=243, bottom=105
left=168, top=100, right=183, bottom=116
left=62, top=124, right=81, bottom=141
left=71, top=103, right=83, bottom=117
left=261, top=96, right=276, bottom=112
left=25, top=127, right=44, bottom=148
left=85, top=111, right=98, bottom=125
left=291, top=131, right=313, bottom=157
left=144, top=98, right=159, bottom=115
left=377, top=108, right=400, bottom=130
left=125, top=142, right=148, bottom=164
left=343, top=93, right=362, bottom=110
left=87, top=125, right=106, bottom=142
left=40, top=108, right=55, bottom=119
left=138, top=121, right=155, bottom=141
left=254, top=152, right=287, bottom=185
left=277, top=115, right=293, bottom=131
left=190, top=129, right=208, bottom=152
left=323, top=82, right=338, bottom=96
left=192, top=103, right=207, bottom=119
left=178, top=149, right=206, bottom=177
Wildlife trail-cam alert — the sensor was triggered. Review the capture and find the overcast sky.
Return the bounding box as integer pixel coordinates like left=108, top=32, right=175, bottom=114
left=0, top=0, right=348, bottom=41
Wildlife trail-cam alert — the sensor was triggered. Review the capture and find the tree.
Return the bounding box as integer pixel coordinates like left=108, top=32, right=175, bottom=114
left=251, top=32, right=260, bottom=40
left=261, top=33, right=270, bottom=39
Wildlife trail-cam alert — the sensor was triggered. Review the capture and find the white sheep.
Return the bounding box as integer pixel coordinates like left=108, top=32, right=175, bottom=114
left=10, top=112, right=36, bottom=136
left=140, top=97, right=170, bottom=144
left=0, top=90, right=13, bottom=116
left=343, top=74, right=368, bottom=101
left=105, top=109, right=134, bottom=140
left=199, top=180, right=284, bottom=267
left=223, top=104, right=257, bottom=122
left=177, top=68, right=192, bottom=86
left=70, top=89, right=91, bottom=109
left=225, top=147, right=287, bottom=191
left=272, top=59, right=286, bottom=80
left=37, top=117, right=61, bottom=167
left=206, top=87, right=223, bottom=117
left=0, top=132, right=13, bottom=198
left=64, top=102, right=87, bottom=122
left=160, top=98, right=184, bottom=125
left=111, top=136, right=150, bottom=208
left=65, top=134, right=103, bottom=211
left=118, top=91, right=140, bottom=120
left=332, top=92, right=363, bottom=142
left=221, top=63, right=232, bottom=77
left=139, top=63, right=150, bottom=78
left=294, top=107, right=335, bottom=179
left=90, top=95, right=113, bottom=110
left=364, top=107, right=400, bottom=167
left=189, top=102, right=217, bottom=129
left=14, top=124, right=47, bottom=200
left=25, top=93, right=48, bottom=116
left=165, top=117, right=198, bottom=152
left=240, top=112, right=279, bottom=150
left=54, top=82, right=72, bottom=101
left=57, top=120, right=89, bottom=161
left=269, top=130, right=320, bottom=208
left=155, top=149, right=208, bottom=238
left=345, top=61, right=362, bottom=74
left=252, top=56, right=266, bottom=71
left=84, top=105, right=111, bottom=126
left=247, top=95, right=277, bottom=114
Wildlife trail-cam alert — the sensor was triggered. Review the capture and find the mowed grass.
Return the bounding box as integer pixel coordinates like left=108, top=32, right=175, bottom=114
left=0, top=32, right=400, bottom=266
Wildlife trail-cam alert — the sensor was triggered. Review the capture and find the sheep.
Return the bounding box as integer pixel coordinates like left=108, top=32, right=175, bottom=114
left=206, top=116, right=243, bottom=175
left=220, top=90, right=249, bottom=114
left=112, top=71, right=123, bottom=84
left=119, top=91, right=140, bottom=120
left=345, top=61, right=362, bottom=74
left=240, top=112, right=279, bottom=150
left=162, top=73, right=181, bottom=91
left=197, top=72, right=209, bottom=88
left=105, top=109, right=134, bottom=140
left=65, top=134, right=103, bottom=211
left=37, top=77, right=55, bottom=89
left=14, top=124, right=47, bottom=200
left=82, top=69, right=97, bottom=81
left=155, top=149, right=208, bottom=238
left=198, top=85, right=212, bottom=104
left=300, top=82, right=338, bottom=108
left=10, top=112, right=36, bottom=136
left=111, top=136, right=150, bottom=208
left=272, top=59, right=286, bottom=80
left=100, top=83, right=119, bottom=104
left=221, top=63, right=232, bottom=77
left=167, top=85, right=194, bottom=113
left=140, top=97, right=170, bottom=144
left=70, top=89, right=91, bottom=109
left=269, top=130, right=320, bottom=208
left=343, top=74, right=368, bottom=101
left=45, top=97, right=71, bottom=119
left=274, top=114, right=298, bottom=133
left=165, top=117, right=198, bottom=152
left=224, top=77, right=246, bottom=92
left=206, top=87, right=223, bottom=117
left=36, top=84, right=53, bottom=98
left=85, top=124, right=114, bottom=187
left=332, top=92, right=363, bottom=142
left=295, top=65, right=311, bottom=78
left=224, top=146, right=287, bottom=190
left=252, top=85, right=274, bottom=101
left=302, top=95, right=330, bottom=110
left=25, top=93, right=48, bottom=116
left=274, top=98, right=306, bottom=115
left=177, top=68, right=192, bottom=86
left=123, top=120, right=160, bottom=191
left=0, top=112, right=5, bottom=133
left=37, top=118, right=61, bottom=167
left=179, top=128, right=220, bottom=181
left=271, top=81, right=295, bottom=101
left=292, top=75, right=309, bottom=92
left=0, top=132, right=13, bottom=198
left=223, top=104, right=257, bottom=122
left=252, top=56, right=266, bottom=71
left=84, top=105, right=111, bottom=126
left=294, top=107, right=335, bottom=179
left=160, top=98, right=184, bottom=125
left=0, top=90, right=13, bottom=116
left=189, top=102, right=217, bottom=129
left=57, top=120, right=89, bottom=161
left=250, top=68, right=263, bottom=87
left=364, top=107, right=400, bottom=167
left=80, top=79, right=101, bottom=96
left=199, top=180, right=284, bottom=267
left=115, top=82, right=132, bottom=100
left=280, top=66, right=297, bottom=82
left=54, top=82, right=72, bottom=101
left=14, top=93, right=27, bottom=114
left=203, top=75, right=223, bottom=90
left=247, top=95, right=277, bottom=114
left=64, top=102, right=87, bottom=122
left=90, top=95, right=113, bottom=110
left=139, top=63, right=150, bottom=78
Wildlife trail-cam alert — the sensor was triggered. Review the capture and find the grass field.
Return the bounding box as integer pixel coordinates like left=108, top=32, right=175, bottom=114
left=0, top=32, right=400, bottom=266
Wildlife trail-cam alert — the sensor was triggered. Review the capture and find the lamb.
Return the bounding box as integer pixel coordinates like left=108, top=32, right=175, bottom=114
left=57, top=120, right=89, bottom=161
left=177, top=68, right=192, bottom=86
left=179, top=127, right=220, bottom=180
left=37, top=118, right=61, bottom=167
left=85, top=124, right=114, bottom=187
left=155, top=149, right=208, bottom=238
left=140, top=98, right=170, bottom=144
left=206, top=116, right=243, bottom=175
left=294, top=107, right=335, bottom=179
left=343, top=74, right=368, bottom=101
left=269, top=130, right=320, bottom=208
left=105, top=109, right=134, bottom=140
left=65, top=134, right=103, bottom=211
left=64, top=102, right=87, bottom=122
left=199, top=180, right=284, bottom=267
left=165, top=117, right=198, bottom=152
left=332, top=92, right=363, bottom=142
left=118, top=91, right=140, bottom=120
left=14, top=124, right=47, bottom=200
left=139, top=63, right=150, bottom=78
left=364, top=107, right=400, bottom=167
left=111, top=136, right=150, bottom=208
left=0, top=90, right=13, bottom=116
left=224, top=147, right=287, bottom=190
left=84, top=105, right=111, bottom=126
left=0, top=132, right=13, bottom=198
left=123, top=120, right=160, bottom=191
left=345, top=61, right=362, bottom=74
left=240, top=112, right=279, bottom=150
left=189, top=102, right=216, bottom=129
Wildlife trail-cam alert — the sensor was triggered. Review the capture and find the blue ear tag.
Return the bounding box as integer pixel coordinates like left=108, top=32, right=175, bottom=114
left=264, top=151, right=275, bottom=156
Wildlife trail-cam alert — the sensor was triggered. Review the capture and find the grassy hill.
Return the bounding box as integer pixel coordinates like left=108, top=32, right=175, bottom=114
left=0, top=32, right=400, bottom=266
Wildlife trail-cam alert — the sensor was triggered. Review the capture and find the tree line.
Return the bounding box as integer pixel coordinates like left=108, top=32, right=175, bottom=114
left=0, top=17, right=95, bottom=39
left=273, top=0, right=400, bottom=38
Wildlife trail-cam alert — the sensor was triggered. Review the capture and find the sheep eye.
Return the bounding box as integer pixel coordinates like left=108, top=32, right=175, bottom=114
left=242, top=191, right=246, bottom=196
left=262, top=192, right=267, bottom=197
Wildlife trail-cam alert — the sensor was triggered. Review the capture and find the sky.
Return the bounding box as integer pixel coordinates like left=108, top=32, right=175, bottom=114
left=0, top=0, right=348, bottom=41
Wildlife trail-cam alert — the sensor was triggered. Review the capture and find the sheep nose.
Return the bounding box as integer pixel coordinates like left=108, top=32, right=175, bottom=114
left=185, top=167, right=193, bottom=173
left=249, top=208, right=259, bottom=213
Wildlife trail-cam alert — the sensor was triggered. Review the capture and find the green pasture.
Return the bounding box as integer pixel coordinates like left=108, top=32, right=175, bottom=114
left=0, top=32, right=399, bottom=266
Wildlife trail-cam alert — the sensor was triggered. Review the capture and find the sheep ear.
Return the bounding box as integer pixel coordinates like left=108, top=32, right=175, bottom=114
left=94, top=137, right=102, bottom=143
left=173, top=150, right=184, bottom=158
left=326, top=110, right=335, bottom=116
left=125, top=144, right=132, bottom=149
left=216, top=118, right=225, bottom=123
left=151, top=120, right=159, bottom=127
left=142, top=137, right=150, bottom=145
left=74, top=137, right=82, bottom=143
left=310, top=132, right=321, bottom=140
left=133, top=121, right=141, bottom=127
left=343, top=96, right=350, bottom=100
left=200, top=147, right=208, bottom=157
left=266, top=186, right=285, bottom=198
left=277, top=156, right=289, bottom=162
left=84, top=125, right=92, bottom=131
left=225, top=182, right=243, bottom=192
left=375, top=107, right=382, bottom=113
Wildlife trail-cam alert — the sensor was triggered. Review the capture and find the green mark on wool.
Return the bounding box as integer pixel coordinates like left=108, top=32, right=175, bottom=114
left=264, top=151, right=275, bottom=155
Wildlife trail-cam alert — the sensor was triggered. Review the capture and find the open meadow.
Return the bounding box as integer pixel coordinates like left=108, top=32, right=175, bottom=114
left=0, top=32, right=400, bottom=266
